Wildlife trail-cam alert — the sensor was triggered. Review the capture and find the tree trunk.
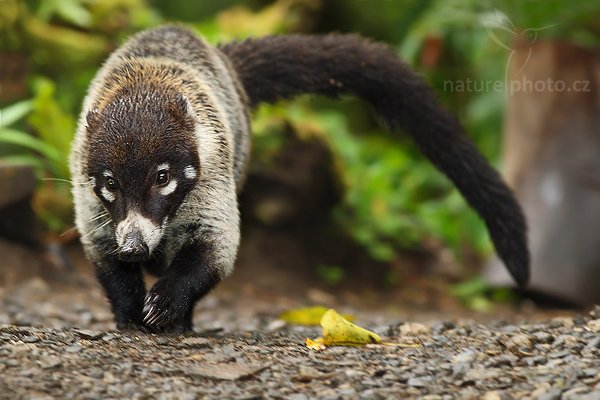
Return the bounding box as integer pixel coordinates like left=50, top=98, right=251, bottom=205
left=485, top=40, right=600, bottom=305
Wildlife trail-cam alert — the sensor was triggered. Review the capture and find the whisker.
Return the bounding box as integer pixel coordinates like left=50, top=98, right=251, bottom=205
left=80, top=218, right=112, bottom=239
left=86, top=212, right=110, bottom=224
left=60, top=226, right=78, bottom=237
left=61, top=213, right=110, bottom=238
left=42, top=177, right=95, bottom=187
left=42, top=177, right=73, bottom=183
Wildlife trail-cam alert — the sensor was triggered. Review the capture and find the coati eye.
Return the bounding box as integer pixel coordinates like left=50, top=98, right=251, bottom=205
left=155, top=170, right=170, bottom=187
left=105, top=177, right=117, bottom=191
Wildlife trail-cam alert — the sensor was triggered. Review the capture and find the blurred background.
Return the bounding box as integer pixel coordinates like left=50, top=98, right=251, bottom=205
left=0, top=0, right=599, bottom=327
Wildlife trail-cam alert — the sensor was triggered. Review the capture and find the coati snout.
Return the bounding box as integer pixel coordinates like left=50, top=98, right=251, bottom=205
left=71, top=25, right=529, bottom=333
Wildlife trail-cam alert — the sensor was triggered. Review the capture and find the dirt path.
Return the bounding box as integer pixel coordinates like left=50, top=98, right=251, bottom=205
left=1, top=315, right=599, bottom=399
left=1, top=240, right=599, bottom=399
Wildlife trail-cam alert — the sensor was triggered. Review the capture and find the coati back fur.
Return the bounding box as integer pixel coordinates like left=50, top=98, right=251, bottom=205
left=70, top=25, right=529, bottom=332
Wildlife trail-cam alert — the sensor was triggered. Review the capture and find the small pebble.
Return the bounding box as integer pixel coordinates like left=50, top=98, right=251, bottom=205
left=538, top=389, right=562, bottom=400
left=452, top=349, right=478, bottom=364
left=22, top=335, right=40, bottom=343
left=407, top=376, right=433, bottom=387
left=586, top=336, right=600, bottom=349
left=296, top=366, right=320, bottom=381
left=532, top=331, right=554, bottom=344
left=481, top=391, right=502, bottom=400
left=74, top=329, right=105, bottom=340
left=38, top=356, right=61, bottom=369
left=504, top=333, right=532, bottom=350
left=399, top=322, right=430, bottom=336
left=586, top=319, right=600, bottom=332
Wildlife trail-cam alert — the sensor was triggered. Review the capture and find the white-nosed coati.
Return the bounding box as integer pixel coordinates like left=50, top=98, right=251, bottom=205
left=70, top=25, right=529, bottom=332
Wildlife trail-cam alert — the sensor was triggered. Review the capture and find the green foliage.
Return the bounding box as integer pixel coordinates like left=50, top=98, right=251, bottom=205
left=27, top=78, right=76, bottom=179
left=492, top=0, right=600, bottom=44
left=316, top=264, right=345, bottom=286
left=193, top=0, right=315, bottom=43
left=0, top=79, right=76, bottom=233
left=252, top=100, right=492, bottom=262
left=451, top=277, right=518, bottom=311
left=0, top=79, right=73, bottom=179
left=0, top=0, right=595, bottom=280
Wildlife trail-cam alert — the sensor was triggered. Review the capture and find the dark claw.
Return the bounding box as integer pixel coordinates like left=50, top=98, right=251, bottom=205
left=142, top=294, right=162, bottom=326
left=142, top=297, right=153, bottom=315
left=145, top=310, right=163, bottom=327
left=142, top=290, right=176, bottom=328
left=141, top=278, right=195, bottom=332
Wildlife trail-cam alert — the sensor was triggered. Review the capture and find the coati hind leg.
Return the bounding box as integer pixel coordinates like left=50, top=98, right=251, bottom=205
left=142, top=242, right=221, bottom=333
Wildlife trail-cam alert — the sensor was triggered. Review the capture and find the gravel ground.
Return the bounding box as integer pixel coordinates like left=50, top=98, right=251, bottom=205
left=1, top=312, right=600, bottom=399
left=1, top=240, right=599, bottom=399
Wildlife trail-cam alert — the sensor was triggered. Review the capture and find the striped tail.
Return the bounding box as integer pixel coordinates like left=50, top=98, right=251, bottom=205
left=220, top=34, right=529, bottom=287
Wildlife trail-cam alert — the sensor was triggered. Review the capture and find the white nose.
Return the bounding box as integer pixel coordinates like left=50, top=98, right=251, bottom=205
left=118, top=230, right=149, bottom=262
left=115, top=210, right=163, bottom=255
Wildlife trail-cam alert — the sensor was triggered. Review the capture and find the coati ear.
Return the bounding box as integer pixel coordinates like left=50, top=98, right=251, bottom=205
left=86, top=109, right=101, bottom=131
left=168, top=93, right=195, bottom=125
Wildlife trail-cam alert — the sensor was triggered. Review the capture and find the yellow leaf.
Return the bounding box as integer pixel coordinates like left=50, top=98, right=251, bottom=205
left=280, top=306, right=354, bottom=326
left=320, top=309, right=381, bottom=346
left=305, top=337, right=326, bottom=351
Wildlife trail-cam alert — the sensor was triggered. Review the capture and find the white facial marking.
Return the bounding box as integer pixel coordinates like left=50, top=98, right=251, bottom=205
left=100, top=187, right=115, bottom=202
left=183, top=165, right=197, bottom=179
left=102, top=170, right=113, bottom=178
left=115, top=210, right=163, bottom=253
left=159, top=179, right=178, bottom=196
left=157, top=163, right=170, bottom=172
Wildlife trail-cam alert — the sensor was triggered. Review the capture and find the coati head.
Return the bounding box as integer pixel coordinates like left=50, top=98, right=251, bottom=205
left=85, top=88, right=200, bottom=262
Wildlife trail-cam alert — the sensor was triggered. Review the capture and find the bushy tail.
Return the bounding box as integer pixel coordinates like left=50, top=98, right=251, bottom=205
left=220, top=34, right=529, bottom=287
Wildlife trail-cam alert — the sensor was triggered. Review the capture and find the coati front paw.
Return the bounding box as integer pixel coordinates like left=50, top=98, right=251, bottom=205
left=142, top=280, right=192, bottom=332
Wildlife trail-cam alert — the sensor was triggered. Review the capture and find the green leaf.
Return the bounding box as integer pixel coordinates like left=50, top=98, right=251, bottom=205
left=0, top=100, right=34, bottom=127
left=0, top=154, right=47, bottom=173
left=451, top=277, right=489, bottom=299
left=37, top=0, right=93, bottom=28
left=0, top=128, right=62, bottom=164
left=27, top=77, right=75, bottom=178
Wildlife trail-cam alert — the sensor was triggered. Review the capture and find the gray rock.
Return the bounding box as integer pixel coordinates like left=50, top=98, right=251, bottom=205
left=452, top=349, right=479, bottom=364
left=407, top=376, right=433, bottom=387
left=587, top=319, right=600, bottom=332
left=532, top=331, right=554, bottom=344
left=487, top=354, right=518, bottom=367
left=502, top=333, right=532, bottom=350
left=464, top=368, right=500, bottom=382
left=288, top=394, right=309, bottom=400
left=74, top=329, right=105, bottom=340
left=538, top=390, right=562, bottom=400
left=65, top=344, right=82, bottom=353
left=586, top=336, right=600, bottom=349
left=525, top=355, right=547, bottom=366
left=38, top=356, right=61, bottom=369
left=21, top=335, right=40, bottom=343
